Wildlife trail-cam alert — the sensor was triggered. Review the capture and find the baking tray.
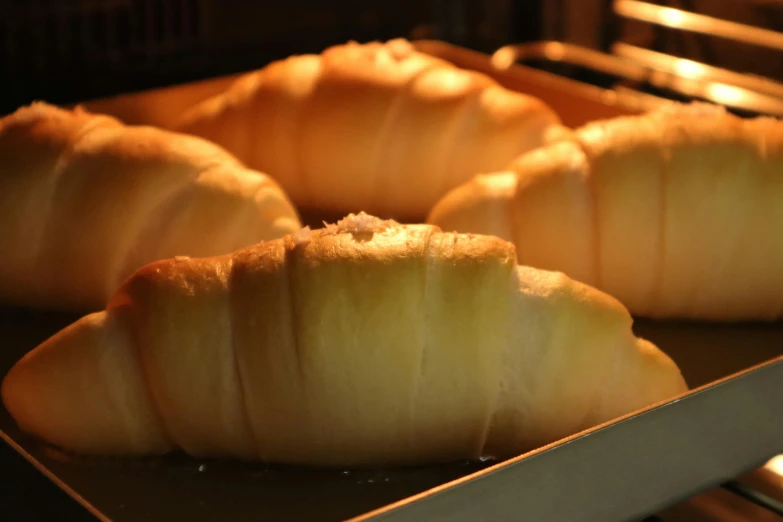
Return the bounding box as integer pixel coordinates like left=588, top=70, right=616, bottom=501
left=3, top=40, right=783, bottom=522
left=3, top=308, right=783, bottom=522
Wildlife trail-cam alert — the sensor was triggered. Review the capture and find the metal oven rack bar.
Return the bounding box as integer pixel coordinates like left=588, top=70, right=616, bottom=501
left=492, top=0, right=783, bottom=118
left=613, top=0, right=783, bottom=51
left=491, top=40, right=783, bottom=117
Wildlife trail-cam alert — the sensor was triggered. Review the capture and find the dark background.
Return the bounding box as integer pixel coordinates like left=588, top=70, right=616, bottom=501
left=0, top=0, right=538, bottom=115
left=1, top=0, right=782, bottom=116
left=1, top=442, right=101, bottom=522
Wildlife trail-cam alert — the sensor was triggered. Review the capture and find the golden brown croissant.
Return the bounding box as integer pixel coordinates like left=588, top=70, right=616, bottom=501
left=173, top=39, right=561, bottom=220
left=2, top=213, right=686, bottom=467
left=0, top=102, right=301, bottom=311
left=430, top=104, right=783, bottom=321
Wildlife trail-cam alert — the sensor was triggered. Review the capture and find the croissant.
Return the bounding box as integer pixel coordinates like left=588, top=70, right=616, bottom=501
left=0, top=102, right=300, bottom=311
left=173, top=39, right=561, bottom=220
left=429, top=104, right=783, bottom=321
left=2, top=213, right=686, bottom=467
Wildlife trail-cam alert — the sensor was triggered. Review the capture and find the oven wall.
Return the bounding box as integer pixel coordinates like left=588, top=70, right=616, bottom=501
left=0, top=0, right=545, bottom=116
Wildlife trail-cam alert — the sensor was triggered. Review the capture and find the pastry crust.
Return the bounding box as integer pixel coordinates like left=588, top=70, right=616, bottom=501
left=0, top=102, right=300, bottom=311
left=2, top=214, right=686, bottom=466
left=175, top=39, right=560, bottom=219
left=430, top=104, right=783, bottom=320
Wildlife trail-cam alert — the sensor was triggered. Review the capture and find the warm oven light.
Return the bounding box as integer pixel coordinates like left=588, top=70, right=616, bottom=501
left=764, top=455, right=783, bottom=478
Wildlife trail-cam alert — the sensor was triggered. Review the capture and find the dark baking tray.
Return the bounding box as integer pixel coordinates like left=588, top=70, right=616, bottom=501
left=3, top=307, right=783, bottom=522
left=0, top=307, right=500, bottom=522
left=3, top=41, right=783, bottom=521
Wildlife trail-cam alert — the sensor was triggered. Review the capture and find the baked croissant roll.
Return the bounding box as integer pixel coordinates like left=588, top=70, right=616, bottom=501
left=2, top=213, right=686, bottom=467
left=429, top=104, right=783, bottom=321
left=0, top=102, right=300, bottom=311
left=173, top=39, right=561, bottom=220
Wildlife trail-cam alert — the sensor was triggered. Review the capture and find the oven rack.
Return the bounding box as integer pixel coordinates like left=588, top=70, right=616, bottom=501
left=493, top=0, right=783, bottom=118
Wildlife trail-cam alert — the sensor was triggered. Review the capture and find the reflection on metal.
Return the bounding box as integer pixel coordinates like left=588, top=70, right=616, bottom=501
left=614, top=0, right=783, bottom=51
left=491, top=41, right=674, bottom=113
left=492, top=41, right=648, bottom=82
left=491, top=41, right=783, bottom=117
left=612, top=43, right=783, bottom=101
left=765, top=455, right=783, bottom=478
